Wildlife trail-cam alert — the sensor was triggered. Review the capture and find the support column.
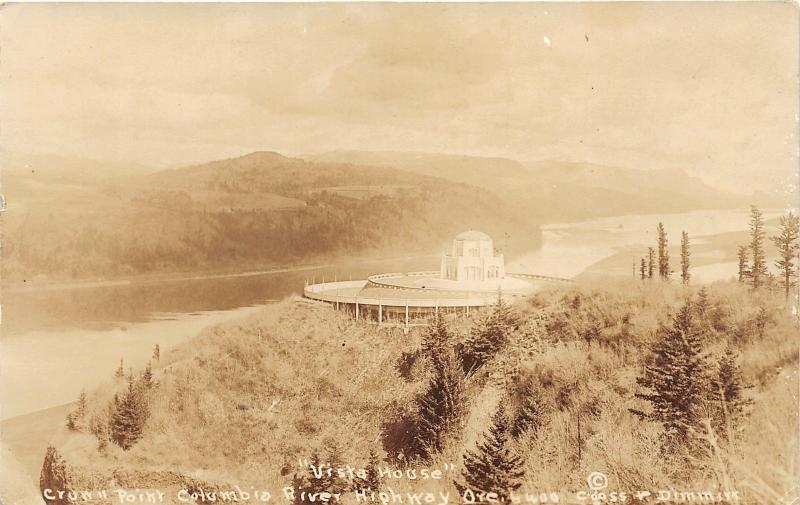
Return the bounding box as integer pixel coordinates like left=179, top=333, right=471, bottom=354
left=405, top=302, right=409, bottom=328
left=378, top=303, right=383, bottom=324
left=355, top=301, right=359, bottom=321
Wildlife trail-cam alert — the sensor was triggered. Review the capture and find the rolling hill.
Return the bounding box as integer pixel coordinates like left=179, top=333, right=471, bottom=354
left=1, top=152, right=542, bottom=282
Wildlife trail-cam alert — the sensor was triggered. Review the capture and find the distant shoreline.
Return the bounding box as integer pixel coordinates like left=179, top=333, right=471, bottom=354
left=2, top=252, right=441, bottom=294
left=7, top=207, right=769, bottom=294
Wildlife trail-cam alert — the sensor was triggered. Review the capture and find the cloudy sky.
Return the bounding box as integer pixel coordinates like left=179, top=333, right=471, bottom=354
left=1, top=3, right=797, bottom=193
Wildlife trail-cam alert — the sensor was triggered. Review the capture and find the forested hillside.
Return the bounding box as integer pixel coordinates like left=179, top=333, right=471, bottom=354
left=43, top=280, right=798, bottom=503
left=1, top=152, right=540, bottom=282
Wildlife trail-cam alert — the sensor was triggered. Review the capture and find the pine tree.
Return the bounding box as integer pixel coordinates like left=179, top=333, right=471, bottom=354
left=77, top=390, right=87, bottom=418
left=413, top=344, right=467, bottom=460
left=110, top=377, right=147, bottom=450
left=647, top=247, right=655, bottom=279
left=456, top=405, right=525, bottom=501
left=111, top=393, right=120, bottom=411
left=322, top=443, right=351, bottom=495
left=511, top=386, right=546, bottom=438
left=640, top=258, right=647, bottom=280
left=142, top=362, right=154, bottom=388
left=462, top=292, right=518, bottom=374
left=40, top=447, right=71, bottom=505
left=290, top=473, right=310, bottom=505
left=749, top=205, right=768, bottom=288
left=114, top=358, right=125, bottom=380
left=737, top=245, right=750, bottom=283
left=708, top=347, right=752, bottom=441
left=632, top=302, right=709, bottom=445
left=355, top=450, right=382, bottom=492
left=695, top=287, right=709, bottom=315
left=680, top=231, right=691, bottom=285
left=422, top=312, right=450, bottom=360
left=152, top=344, right=160, bottom=361
left=90, top=414, right=109, bottom=452
left=65, top=411, right=78, bottom=431
left=293, top=452, right=344, bottom=505
left=657, top=223, right=670, bottom=280
left=65, top=389, right=89, bottom=431
left=771, top=212, right=800, bottom=299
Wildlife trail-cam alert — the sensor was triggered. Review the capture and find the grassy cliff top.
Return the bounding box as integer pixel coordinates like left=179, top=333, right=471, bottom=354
left=47, top=280, right=799, bottom=502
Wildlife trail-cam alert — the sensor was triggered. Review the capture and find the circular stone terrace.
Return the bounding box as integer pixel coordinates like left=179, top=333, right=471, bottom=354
left=303, top=271, right=570, bottom=327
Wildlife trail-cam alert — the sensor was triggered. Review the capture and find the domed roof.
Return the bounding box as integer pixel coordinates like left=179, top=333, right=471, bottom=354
left=455, top=230, right=492, bottom=241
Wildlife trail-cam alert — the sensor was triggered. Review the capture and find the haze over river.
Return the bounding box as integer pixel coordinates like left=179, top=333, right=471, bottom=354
left=0, top=207, right=782, bottom=420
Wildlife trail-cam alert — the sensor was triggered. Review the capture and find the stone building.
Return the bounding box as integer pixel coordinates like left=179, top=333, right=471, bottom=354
left=440, top=230, right=505, bottom=282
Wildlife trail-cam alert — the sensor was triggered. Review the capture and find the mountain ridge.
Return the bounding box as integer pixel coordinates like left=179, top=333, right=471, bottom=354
left=306, top=150, right=747, bottom=220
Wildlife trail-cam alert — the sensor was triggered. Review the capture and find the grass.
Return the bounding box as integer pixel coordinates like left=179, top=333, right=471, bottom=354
left=47, top=280, right=799, bottom=504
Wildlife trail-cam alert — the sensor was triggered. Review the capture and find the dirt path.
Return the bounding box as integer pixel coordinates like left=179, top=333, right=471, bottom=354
left=1, top=403, right=71, bottom=505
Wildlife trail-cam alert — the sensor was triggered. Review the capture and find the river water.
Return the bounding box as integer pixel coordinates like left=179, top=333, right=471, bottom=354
left=0, top=207, right=783, bottom=420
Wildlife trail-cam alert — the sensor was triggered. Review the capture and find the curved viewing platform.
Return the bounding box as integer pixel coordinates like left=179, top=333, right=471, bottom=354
left=303, top=271, right=570, bottom=327
left=302, top=230, right=571, bottom=326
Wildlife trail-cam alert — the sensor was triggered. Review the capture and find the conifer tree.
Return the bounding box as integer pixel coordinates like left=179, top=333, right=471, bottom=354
left=680, top=231, right=691, bottom=285
left=422, top=312, right=450, bottom=360
left=110, top=376, right=147, bottom=450
left=749, top=205, right=768, bottom=288
left=694, top=287, right=709, bottom=319
left=647, top=247, right=655, bottom=279
left=290, top=472, right=311, bottom=505
left=657, top=223, right=670, bottom=280
left=456, top=405, right=524, bottom=501
left=322, top=444, right=351, bottom=495
left=114, top=358, right=125, bottom=380
left=109, top=392, right=119, bottom=416
left=40, top=447, right=71, bottom=505
left=152, top=344, right=160, bottom=361
left=292, top=452, right=345, bottom=504
left=142, top=362, right=154, bottom=388
left=77, top=390, right=87, bottom=419
left=511, top=386, right=546, bottom=438
left=708, top=347, right=752, bottom=440
left=65, top=390, right=89, bottom=431
left=90, top=414, right=109, bottom=452
left=632, top=302, right=709, bottom=445
left=413, top=342, right=467, bottom=460
left=771, top=212, right=800, bottom=299
left=737, top=245, right=750, bottom=283
left=65, top=411, right=78, bottom=431
left=462, top=292, right=518, bottom=374
left=355, top=450, right=382, bottom=492
left=640, top=258, right=647, bottom=280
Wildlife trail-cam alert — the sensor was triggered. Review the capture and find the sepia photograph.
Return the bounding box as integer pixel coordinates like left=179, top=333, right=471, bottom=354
left=0, top=2, right=798, bottom=504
